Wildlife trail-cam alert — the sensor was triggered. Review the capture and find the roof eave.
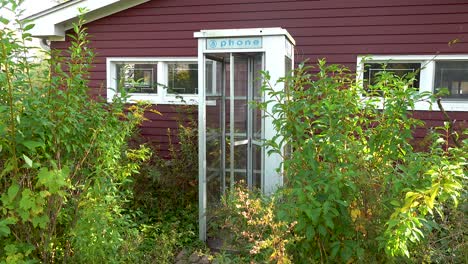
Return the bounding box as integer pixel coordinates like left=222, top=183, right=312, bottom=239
left=24, top=0, right=150, bottom=40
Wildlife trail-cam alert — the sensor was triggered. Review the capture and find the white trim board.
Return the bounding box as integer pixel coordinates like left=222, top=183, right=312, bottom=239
left=22, top=0, right=150, bottom=40
left=194, top=28, right=296, bottom=46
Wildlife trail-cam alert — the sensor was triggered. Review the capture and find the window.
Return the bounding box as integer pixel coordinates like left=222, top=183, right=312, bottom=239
left=357, top=55, right=468, bottom=111
left=434, top=61, right=468, bottom=99
left=167, top=63, right=198, bottom=94
left=107, top=58, right=198, bottom=104
left=363, top=63, right=421, bottom=94
left=116, top=63, right=158, bottom=94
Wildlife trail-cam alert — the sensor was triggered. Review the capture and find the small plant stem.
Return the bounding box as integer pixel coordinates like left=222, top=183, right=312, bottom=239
left=436, top=98, right=461, bottom=148
left=18, top=23, right=34, bottom=93
left=69, top=129, right=98, bottom=180
left=1, top=36, right=19, bottom=176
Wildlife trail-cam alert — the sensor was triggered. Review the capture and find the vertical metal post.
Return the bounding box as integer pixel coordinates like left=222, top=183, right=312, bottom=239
left=260, top=54, right=266, bottom=192
left=247, top=57, right=253, bottom=189
left=221, top=58, right=226, bottom=194
left=198, top=42, right=207, bottom=241
left=229, top=54, right=235, bottom=188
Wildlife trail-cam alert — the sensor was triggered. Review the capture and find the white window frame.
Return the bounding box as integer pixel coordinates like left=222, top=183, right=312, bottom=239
left=107, top=57, right=199, bottom=105
left=357, top=55, right=468, bottom=111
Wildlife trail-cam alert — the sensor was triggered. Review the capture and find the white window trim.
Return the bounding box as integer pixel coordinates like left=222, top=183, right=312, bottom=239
left=107, top=57, right=199, bottom=105
left=357, top=55, right=468, bottom=111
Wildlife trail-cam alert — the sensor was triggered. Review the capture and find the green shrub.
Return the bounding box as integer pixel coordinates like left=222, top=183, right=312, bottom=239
left=262, top=60, right=466, bottom=263
left=214, top=60, right=466, bottom=263
left=0, top=2, right=150, bottom=262
left=1, top=2, right=203, bottom=263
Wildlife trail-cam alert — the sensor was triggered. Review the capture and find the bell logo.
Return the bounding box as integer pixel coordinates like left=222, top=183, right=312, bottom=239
left=209, top=40, right=217, bottom=49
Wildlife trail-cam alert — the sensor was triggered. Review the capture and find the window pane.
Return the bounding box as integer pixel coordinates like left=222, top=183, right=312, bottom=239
left=434, top=61, right=468, bottom=99
left=205, top=60, right=213, bottom=95
left=116, top=63, right=158, bottom=94
left=167, top=63, right=198, bottom=94
left=285, top=56, right=292, bottom=78
left=363, top=63, right=421, bottom=96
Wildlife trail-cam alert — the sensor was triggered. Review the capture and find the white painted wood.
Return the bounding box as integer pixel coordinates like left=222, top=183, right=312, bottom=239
left=106, top=57, right=201, bottom=105
left=24, top=0, right=150, bottom=39
left=262, top=34, right=286, bottom=194
left=197, top=37, right=207, bottom=242
left=194, top=28, right=295, bottom=45
left=357, top=55, right=468, bottom=111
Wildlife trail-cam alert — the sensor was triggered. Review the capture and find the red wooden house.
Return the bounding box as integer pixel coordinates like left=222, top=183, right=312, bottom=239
left=27, top=0, right=468, bottom=142
left=27, top=0, right=468, bottom=240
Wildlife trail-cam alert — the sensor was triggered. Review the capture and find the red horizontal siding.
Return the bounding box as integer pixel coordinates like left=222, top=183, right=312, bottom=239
left=121, top=2, right=468, bottom=17
left=51, top=0, right=468, bottom=149
left=84, top=24, right=468, bottom=42
left=98, top=8, right=468, bottom=25
left=132, top=0, right=467, bottom=9
left=54, top=34, right=466, bottom=50
left=86, top=15, right=468, bottom=32
left=412, top=111, right=467, bottom=142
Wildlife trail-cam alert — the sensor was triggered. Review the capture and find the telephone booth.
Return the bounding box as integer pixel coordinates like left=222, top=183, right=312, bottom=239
left=195, top=28, right=295, bottom=241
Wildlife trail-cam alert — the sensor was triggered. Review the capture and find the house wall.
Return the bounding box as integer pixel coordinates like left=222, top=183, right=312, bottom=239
left=51, top=0, right=468, bottom=155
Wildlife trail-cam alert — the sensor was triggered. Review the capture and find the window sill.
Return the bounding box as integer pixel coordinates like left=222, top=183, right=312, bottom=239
left=362, top=98, right=468, bottom=112
left=107, top=94, right=217, bottom=106
left=427, top=100, right=468, bottom=112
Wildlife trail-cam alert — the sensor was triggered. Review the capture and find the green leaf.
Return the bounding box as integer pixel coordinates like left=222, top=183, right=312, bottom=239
left=390, top=200, right=400, bottom=207
left=402, top=246, right=410, bottom=258
left=318, top=224, right=327, bottom=236
left=21, top=140, right=43, bottom=150
left=39, top=191, right=50, bottom=198
left=0, top=218, right=16, bottom=237
left=23, top=24, right=35, bottom=31
left=23, top=154, right=33, bottom=168
left=0, top=158, right=15, bottom=179
left=0, top=17, right=9, bottom=25
left=4, top=244, right=18, bottom=255
left=31, top=214, right=49, bottom=229
left=305, top=208, right=321, bottom=225
left=19, top=189, right=34, bottom=210
left=330, top=242, right=341, bottom=258
left=37, top=167, right=69, bottom=194
left=7, top=183, right=20, bottom=203
left=18, top=209, right=30, bottom=222
left=305, top=225, right=315, bottom=239
left=22, top=33, right=32, bottom=39
left=325, top=217, right=335, bottom=229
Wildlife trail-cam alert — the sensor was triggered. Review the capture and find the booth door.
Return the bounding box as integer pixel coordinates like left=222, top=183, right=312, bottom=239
left=204, top=53, right=264, bottom=215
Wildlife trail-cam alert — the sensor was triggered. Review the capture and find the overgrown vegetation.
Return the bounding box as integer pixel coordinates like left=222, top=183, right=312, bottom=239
left=0, top=1, right=199, bottom=263
left=212, top=61, right=466, bottom=263
left=214, top=183, right=296, bottom=263
left=1, top=1, right=466, bottom=263
left=129, top=105, right=200, bottom=263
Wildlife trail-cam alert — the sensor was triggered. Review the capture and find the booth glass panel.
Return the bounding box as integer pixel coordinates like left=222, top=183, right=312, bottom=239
left=205, top=59, right=226, bottom=213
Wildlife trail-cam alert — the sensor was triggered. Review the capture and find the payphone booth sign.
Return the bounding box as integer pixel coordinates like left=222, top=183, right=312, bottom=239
left=206, top=37, right=263, bottom=50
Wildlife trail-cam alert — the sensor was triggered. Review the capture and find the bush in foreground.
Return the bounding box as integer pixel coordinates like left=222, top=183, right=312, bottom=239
left=0, top=3, right=156, bottom=262
left=212, top=60, right=466, bottom=263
